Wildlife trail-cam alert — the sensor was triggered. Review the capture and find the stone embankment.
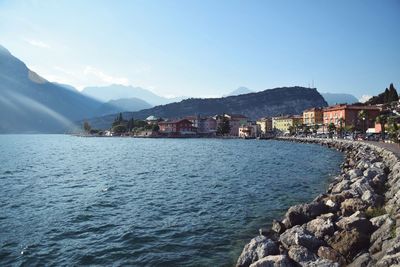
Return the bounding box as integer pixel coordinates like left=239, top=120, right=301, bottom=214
left=236, top=137, right=400, bottom=267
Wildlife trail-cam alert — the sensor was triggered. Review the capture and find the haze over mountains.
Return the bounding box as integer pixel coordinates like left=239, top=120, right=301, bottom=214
left=0, top=44, right=362, bottom=133
left=320, top=93, right=358, bottom=105
left=0, top=45, right=102, bottom=133
left=82, top=84, right=187, bottom=106
left=0, top=45, right=170, bottom=133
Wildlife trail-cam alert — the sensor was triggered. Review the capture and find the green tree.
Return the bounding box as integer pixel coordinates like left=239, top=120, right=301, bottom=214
left=327, top=123, right=336, bottom=138
left=217, top=114, right=231, bottom=136
left=387, top=117, right=399, bottom=143
left=288, top=125, right=296, bottom=135
left=376, top=115, right=388, bottom=141
left=83, top=121, right=91, bottom=133
left=358, top=110, right=367, bottom=133
left=127, top=117, right=135, bottom=132
left=304, top=125, right=311, bottom=136
left=152, top=124, right=160, bottom=132
left=338, top=118, right=345, bottom=138
left=112, top=124, right=127, bottom=135
left=388, top=83, right=399, bottom=102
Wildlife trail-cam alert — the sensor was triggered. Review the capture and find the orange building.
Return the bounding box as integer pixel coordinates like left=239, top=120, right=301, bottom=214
left=323, top=104, right=380, bottom=130
left=303, top=107, right=324, bottom=126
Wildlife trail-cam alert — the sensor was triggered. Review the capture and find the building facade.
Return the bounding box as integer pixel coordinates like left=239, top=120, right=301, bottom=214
left=238, top=123, right=260, bottom=138
left=215, top=114, right=248, bottom=136
left=323, top=104, right=380, bottom=130
left=303, top=107, right=324, bottom=126
left=256, top=117, right=273, bottom=134
left=272, top=115, right=303, bottom=133
left=158, top=119, right=196, bottom=135
left=185, top=115, right=217, bottom=134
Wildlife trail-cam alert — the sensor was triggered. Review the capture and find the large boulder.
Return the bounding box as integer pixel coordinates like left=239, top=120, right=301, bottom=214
left=306, top=215, right=335, bottom=239
left=317, top=246, right=346, bottom=266
left=236, top=236, right=280, bottom=267
left=369, top=217, right=395, bottom=254
left=279, top=225, right=324, bottom=251
left=271, top=219, right=286, bottom=234
left=369, top=214, right=389, bottom=228
left=327, top=229, right=370, bottom=261
left=249, top=255, right=294, bottom=267
left=288, top=245, right=317, bottom=264
left=331, top=180, right=350, bottom=194
left=347, top=253, right=371, bottom=267
left=282, top=202, right=328, bottom=228
left=340, top=198, right=368, bottom=216
left=347, top=169, right=363, bottom=179
left=336, top=212, right=373, bottom=234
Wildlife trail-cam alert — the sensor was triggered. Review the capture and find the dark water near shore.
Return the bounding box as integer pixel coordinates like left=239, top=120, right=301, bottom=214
left=0, top=135, right=342, bottom=266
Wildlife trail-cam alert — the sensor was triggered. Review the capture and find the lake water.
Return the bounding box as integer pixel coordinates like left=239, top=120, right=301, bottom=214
left=0, top=135, right=343, bottom=266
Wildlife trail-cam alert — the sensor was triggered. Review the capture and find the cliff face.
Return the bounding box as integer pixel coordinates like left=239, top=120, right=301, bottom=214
left=86, top=87, right=327, bottom=129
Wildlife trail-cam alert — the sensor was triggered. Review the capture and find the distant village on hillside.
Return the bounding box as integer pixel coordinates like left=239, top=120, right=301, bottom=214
left=82, top=84, right=400, bottom=143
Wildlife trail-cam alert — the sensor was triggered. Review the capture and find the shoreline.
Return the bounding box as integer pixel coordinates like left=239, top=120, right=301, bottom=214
left=236, top=137, right=400, bottom=267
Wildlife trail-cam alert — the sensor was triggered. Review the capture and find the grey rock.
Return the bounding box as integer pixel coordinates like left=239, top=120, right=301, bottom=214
left=306, top=216, right=335, bottom=238
left=331, top=180, right=350, bottom=194
left=340, top=198, right=368, bottom=216
left=300, top=258, right=340, bottom=267
left=348, top=169, right=363, bottom=179
left=369, top=217, right=395, bottom=254
left=317, top=246, right=346, bottom=265
left=375, top=252, right=400, bottom=267
left=279, top=225, right=324, bottom=251
left=249, top=255, right=294, bottom=267
left=364, top=168, right=384, bottom=180
left=370, top=214, right=389, bottom=228
left=236, top=236, right=279, bottom=267
left=336, top=213, right=373, bottom=234
left=348, top=252, right=371, bottom=267
left=327, top=229, right=370, bottom=261
left=272, top=220, right=286, bottom=234
left=282, top=202, right=328, bottom=228
left=288, top=245, right=317, bottom=264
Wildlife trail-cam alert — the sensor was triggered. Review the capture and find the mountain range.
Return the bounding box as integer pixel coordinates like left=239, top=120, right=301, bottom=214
left=320, top=93, right=358, bottom=105
left=0, top=44, right=361, bottom=133
left=0, top=45, right=104, bottom=133
left=225, top=87, right=358, bottom=105
left=84, top=87, right=328, bottom=129
left=0, top=45, right=165, bottom=133
left=82, top=84, right=187, bottom=106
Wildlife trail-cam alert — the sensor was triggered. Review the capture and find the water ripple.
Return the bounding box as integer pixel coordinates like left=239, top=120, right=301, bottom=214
left=0, top=136, right=343, bottom=266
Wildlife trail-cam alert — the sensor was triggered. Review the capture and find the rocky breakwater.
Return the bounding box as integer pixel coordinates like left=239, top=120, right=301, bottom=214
left=236, top=138, right=400, bottom=267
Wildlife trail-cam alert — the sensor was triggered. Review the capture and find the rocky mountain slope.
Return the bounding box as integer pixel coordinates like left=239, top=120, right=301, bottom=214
left=0, top=45, right=103, bottom=133
left=85, top=86, right=328, bottom=129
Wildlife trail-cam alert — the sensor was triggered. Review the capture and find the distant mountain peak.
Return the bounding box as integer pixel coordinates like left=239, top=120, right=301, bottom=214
left=28, top=70, right=47, bottom=84
left=0, top=44, right=11, bottom=55
left=320, top=92, right=358, bottom=105
left=224, top=86, right=254, bottom=97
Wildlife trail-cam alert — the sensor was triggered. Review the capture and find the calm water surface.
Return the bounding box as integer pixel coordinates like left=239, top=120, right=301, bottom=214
left=0, top=135, right=343, bottom=266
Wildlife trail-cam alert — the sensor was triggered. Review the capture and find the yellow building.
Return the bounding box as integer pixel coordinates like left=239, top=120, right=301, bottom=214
left=303, top=107, right=324, bottom=126
left=256, top=117, right=273, bottom=134
left=272, top=115, right=303, bottom=133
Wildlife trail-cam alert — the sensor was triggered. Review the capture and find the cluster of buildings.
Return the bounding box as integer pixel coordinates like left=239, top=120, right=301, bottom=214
left=142, top=103, right=383, bottom=138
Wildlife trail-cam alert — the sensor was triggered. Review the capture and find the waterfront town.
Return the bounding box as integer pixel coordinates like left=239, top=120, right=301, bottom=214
left=85, top=86, right=400, bottom=144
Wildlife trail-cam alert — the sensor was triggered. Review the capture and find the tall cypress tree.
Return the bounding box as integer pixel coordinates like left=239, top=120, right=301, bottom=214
left=383, top=88, right=390, bottom=103
left=388, top=83, right=398, bottom=102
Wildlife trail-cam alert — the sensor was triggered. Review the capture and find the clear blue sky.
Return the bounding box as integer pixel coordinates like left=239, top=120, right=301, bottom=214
left=0, top=0, right=399, bottom=100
